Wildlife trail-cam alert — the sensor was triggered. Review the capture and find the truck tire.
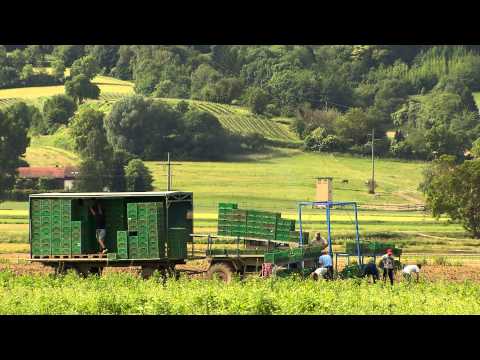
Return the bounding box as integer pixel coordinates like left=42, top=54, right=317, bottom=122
left=206, top=262, right=235, bottom=283
left=73, top=264, right=102, bottom=277
left=167, top=266, right=180, bottom=280
left=140, top=266, right=158, bottom=279
left=53, top=263, right=71, bottom=276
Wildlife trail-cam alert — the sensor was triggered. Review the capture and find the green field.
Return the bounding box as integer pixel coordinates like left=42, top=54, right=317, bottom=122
left=1, top=150, right=474, bottom=253
left=0, top=272, right=478, bottom=314
left=148, top=151, right=426, bottom=211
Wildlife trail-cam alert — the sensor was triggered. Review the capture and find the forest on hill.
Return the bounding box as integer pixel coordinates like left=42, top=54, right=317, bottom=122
left=2, top=45, right=480, bottom=166
left=2, top=45, right=480, bottom=162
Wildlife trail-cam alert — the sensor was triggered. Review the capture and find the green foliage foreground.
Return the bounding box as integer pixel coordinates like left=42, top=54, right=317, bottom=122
left=0, top=271, right=479, bottom=315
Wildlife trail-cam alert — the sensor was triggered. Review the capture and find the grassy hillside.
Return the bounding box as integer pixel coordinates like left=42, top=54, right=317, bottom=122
left=88, top=97, right=299, bottom=144
left=147, top=151, right=426, bottom=212
left=0, top=75, right=134, bottom=107
left=0, top=76, right=300, bottom=144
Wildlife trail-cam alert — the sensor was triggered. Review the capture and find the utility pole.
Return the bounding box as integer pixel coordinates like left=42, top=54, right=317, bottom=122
left=159, top=152, right=182, bottom=191
left=370, top=128, right=375, bottom=194
left=167, top=152, right=171, bottom=191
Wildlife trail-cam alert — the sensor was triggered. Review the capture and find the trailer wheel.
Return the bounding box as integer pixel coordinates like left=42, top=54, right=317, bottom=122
left=166, top=266, right=180, bottom=280
left=140, top=266, right=158, bottom=279
left=89, top=266, right=103, bottom=276
left=207, top=262, right=235, bottom=283
left=53, top=263, right=71, bottom=276
left=73, top=265, right=102, bottom=278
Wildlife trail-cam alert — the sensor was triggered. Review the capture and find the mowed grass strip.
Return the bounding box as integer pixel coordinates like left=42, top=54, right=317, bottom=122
left=24, top=146, right=79, bottom=167
left=0, top=75, right=134, bottom=102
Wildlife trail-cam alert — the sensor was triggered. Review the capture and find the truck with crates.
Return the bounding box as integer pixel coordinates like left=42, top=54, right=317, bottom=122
left=198, top=203, right=327, bottom=282
left=28, top=191, right=193, bottom=278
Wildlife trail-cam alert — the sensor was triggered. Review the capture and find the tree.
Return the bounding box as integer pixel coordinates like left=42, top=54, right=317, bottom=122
left=0, top=103, right=31, bottom=199
left=42, top=95, right=77, bottom=134
left=125, top=159, right=154, bottom=191
left=392, top=91, right=477, bottom=160
left=70, top=55, right=100, bottom=80
left=24, top=45, right=45, bottom=66
left=181, top=110, right=228, bottom=160
left=65, top=74, right=100, bottom=104
left=69, top=107, right=111, bottom=162
left=294, top=105, right=341, bottom=138
left=70, top=107, right=116, bottom=192
left=51, top=59, right=65, bottom=80
left=244, top=87, right=270, bottom=115
left=190, top=64, right=221, bottom=99
left=85, top=45, right=119, bottom=74
left=20, top=64, right=34, bottom=81
left=110, top=150, right=133, bottom=192
left=420, top=156, right=480, bottom=238
left=53, top=45, right=85, bottom=66
left=105, top=96, right=182, bottom=159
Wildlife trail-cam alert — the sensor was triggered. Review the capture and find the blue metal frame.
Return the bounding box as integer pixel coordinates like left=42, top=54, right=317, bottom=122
left=298, top=201, right=362, bottom=265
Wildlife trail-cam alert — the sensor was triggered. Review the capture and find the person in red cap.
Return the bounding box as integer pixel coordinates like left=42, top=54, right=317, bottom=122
left=381, top=248, right=395, bottom=285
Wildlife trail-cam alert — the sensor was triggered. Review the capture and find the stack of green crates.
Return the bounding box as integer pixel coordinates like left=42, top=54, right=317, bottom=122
left=116, top=231, right=128, bottom=258
left=246, top=210, right=279, bottom=240
left=216, top=203, right=308, bottom=244
left=264, top=247, right=305, bottom=265
left=125, top=202, right=165, bottom=259
left=217, top=203, right=238, bottom=236
left=287, top=231, right=309, bottom=245
left=31, top=199, right=82, bottom=256
left=31, top=199, right=51, bottom=256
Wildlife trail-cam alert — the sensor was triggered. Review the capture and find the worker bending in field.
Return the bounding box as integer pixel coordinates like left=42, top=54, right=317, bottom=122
left=312, top=266, right=328, bottom=281
left=89, top=201, right=107, bottom=254
left=318, top=250, right=334, bottom=280
left=363, top=260, right=380, bottom=283
left=402, top=264, right=422, bottom=282
left=381, top=248, right=395, bottom=286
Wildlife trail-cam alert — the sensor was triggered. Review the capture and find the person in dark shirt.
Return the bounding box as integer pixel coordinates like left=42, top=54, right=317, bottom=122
left=363, top=260, right=380, bottom=283
left=89, top=201, right=107, bottom=254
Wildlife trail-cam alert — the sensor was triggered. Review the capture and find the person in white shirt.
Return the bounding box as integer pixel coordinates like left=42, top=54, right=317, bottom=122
left=402, top=264, right=422, bottom=282
left=311, top=267, right=328, bottom=281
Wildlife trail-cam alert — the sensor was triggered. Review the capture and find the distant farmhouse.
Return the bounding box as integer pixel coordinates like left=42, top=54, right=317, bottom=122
left=17, top=166, right=79, bottom=191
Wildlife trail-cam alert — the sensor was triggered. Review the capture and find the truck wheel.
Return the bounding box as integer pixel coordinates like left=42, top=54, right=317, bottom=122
left=166, top=266, right=180, bottom=280
left=73, top=265, right=89, bottom=278
left=89, top=266, right=103, bottom=276
left=207, top=262, right=235, bottom=283
left=53, top=263, right=70, bottom=276
left=140, top=267, right=156, bottom=279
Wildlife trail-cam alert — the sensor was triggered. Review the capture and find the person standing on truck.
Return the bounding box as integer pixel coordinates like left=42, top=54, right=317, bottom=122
left=318, top=250, right=334, bottom=280
left=312, top=232, right=328, bottom=249
left=89, top=201, right=107, bottom=254
left=381, top=248, right=395, bottom=285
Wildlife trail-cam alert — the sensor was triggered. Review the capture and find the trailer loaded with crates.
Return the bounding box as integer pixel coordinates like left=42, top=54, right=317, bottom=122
left=28, top=192, right=193, bottom=277
left=198, top=203, right=326, bottom=282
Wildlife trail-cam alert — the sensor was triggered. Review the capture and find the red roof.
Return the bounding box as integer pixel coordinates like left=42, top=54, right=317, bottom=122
left=17, top=166, right=79, bottom=179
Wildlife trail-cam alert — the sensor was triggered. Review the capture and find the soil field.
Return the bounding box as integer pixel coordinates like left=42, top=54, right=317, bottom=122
left=0, top=256, right=478, bottom=283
